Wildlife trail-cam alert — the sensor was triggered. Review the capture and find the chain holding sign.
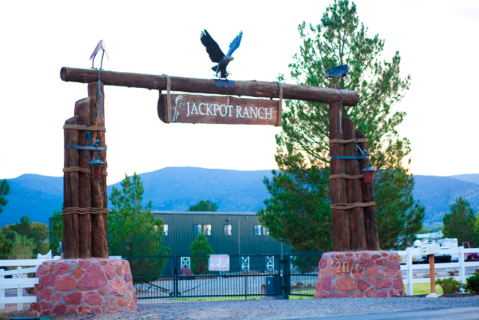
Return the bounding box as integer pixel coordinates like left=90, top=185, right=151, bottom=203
left=158, top=94, right=281, bottom=126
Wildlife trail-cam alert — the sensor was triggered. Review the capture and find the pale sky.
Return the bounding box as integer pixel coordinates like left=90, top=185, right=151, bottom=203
left=1, top=0, right=478, bottom=184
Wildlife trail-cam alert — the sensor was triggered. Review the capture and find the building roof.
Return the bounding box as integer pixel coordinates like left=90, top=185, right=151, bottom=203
left=152, top=210, right=256, bottom=216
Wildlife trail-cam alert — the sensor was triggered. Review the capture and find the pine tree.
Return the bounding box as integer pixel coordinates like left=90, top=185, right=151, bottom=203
left=258, top=0, right=424, bottom=251
left=443, top=196, right=477, bottom=246
left=190, top=231, right=213, bottom=275
left=0, top=179, right=10, bottom=214
left=108, top=173, right=170, bottom=279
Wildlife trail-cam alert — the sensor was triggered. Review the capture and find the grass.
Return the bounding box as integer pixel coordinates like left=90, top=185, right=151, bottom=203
left=288, top=283, right=445, bottom=299
left=138, top=284, right=447, bottom=302
left=405, top=283, right=444, bottom=295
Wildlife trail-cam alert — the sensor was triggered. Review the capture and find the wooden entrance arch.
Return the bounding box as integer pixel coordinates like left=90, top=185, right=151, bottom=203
left=60, top=67, right=378, bottom=259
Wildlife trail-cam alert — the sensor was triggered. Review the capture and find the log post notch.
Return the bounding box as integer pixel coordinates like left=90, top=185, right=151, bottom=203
left=343, top=118, right=367, bottom=250
left=63, top=117, right=80, bottom=259
left=88, top=82, right=109, bottom=258
left=329, top=101, right=350, bottom=251
left=74, top=98, right=92, bottom=258
left=357, top=131, right=380, bottom=250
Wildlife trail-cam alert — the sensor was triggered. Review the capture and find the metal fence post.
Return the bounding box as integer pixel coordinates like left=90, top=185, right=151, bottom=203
left=282, top=254, right=291, bottom=299
left=174, top=256, right=179, bottom=299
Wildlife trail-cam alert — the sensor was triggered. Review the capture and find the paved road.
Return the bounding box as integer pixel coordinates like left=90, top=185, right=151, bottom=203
left=297, top=307, right=479, bottom=319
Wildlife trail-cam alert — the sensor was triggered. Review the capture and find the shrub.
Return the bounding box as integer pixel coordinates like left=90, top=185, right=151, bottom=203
left=464, top=273, right=479, bottom=294
left=8, top=233, right=34, bottom=259
left=190, top=231, right=213, bottom=275
left=435, top=277, right=462, bottom=294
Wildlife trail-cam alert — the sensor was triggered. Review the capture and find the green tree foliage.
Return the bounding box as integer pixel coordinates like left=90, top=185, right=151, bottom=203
left=258, top=168, right=333, bottom=252
left=0, top=233, right=13, bottom=259
left=189, top=200, right=218, bottom=212
left=8, top=233, right=35, bottom=259
left=258, top=0, right=424, bottom=251
left=443, top=196, right=477, bottom=246
left=108, top=172, right=170, bottom=279
left=1, top=216, right=49, bottom=255
left=190, top=231, right=213, bottom=275
left=0, top=179, right=10, bottom=214
left=50, top=209, right=63, bottom=255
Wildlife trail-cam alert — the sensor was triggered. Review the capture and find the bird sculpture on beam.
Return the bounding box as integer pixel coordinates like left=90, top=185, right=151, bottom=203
left=89, top=40, right=109, bottom=69
left=325, top=65, right=350, bottom=88
left=200, top=30, right=243, bottom=79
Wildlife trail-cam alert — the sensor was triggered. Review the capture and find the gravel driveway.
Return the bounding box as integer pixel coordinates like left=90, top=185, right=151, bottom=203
left=49, top=297, right=479, bottom=319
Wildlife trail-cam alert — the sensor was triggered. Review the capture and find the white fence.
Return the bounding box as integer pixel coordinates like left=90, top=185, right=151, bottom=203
left=398, top=246, right=479, bottom=295
left=0, top=259, right=52, bottom=311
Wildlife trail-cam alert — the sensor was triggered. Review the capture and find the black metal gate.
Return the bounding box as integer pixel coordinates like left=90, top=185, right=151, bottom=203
left=126, top=254, right=283, bottom=300
left=282, top=253, right=323, bottom=299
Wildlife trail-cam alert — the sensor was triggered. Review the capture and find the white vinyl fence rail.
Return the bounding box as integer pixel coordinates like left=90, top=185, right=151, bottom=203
left=398, top=246, right=479, bottom=295
left=0, top=259, right=52, bottom=311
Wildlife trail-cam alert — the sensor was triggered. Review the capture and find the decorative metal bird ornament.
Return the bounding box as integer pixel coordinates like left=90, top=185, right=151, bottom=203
left=200, top=30, right=243, bottom=79
left=89, top=40, right=109, bottom=69
left=325, top=65, right=350, bottom=88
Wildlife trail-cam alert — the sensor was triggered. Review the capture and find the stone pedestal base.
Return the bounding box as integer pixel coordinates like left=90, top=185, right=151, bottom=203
left=314, top=251, right=405, bottom=298
left=31, top=258, right=138, bottom=317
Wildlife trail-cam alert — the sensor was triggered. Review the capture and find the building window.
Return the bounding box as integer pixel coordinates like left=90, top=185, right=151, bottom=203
left=224, top=224, right=232, bottom=236
left=254, top=225, right=262, bottom=236
left=194, top=224, right=202, bottom=236
left=162, top=224, right=169, bottom=236
left=263, top=226, right=269, bottom=236
left=203, top=224, right=212, bottom=236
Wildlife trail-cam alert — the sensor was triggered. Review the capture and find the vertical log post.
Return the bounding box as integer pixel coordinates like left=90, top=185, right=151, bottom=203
left=88, top=82, right=109, bottom=258
left=75, top=98, right=92, bottom=258
left=356, top=131, right=380, bottom=250
left=63, top=117, right=80, bottom=258
left=343, top=118, right=367, bottom=250
left=329, top=101, right=350, bottom=251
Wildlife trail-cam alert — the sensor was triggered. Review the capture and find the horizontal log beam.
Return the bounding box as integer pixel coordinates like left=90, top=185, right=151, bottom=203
left=60, top=67, right=359, bottom=106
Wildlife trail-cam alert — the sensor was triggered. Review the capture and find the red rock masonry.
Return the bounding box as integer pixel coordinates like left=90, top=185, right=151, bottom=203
left=314, top=251, right=405, bottom=298
left=30, top=258, right=139, bottom=317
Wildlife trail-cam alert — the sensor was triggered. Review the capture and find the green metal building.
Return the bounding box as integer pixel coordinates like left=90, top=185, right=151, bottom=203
left=153, top=211, right=290, bottom=256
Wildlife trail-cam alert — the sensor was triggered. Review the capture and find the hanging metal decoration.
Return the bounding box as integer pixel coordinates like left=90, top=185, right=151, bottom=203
left=362, top=163, right=376, bottom=184
left=88, top=139, right=105, bottom=179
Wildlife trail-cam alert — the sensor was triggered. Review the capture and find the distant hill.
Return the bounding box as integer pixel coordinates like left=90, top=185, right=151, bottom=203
left=1, top=174, right=63, bottom=228
left=107, top=167, right=273, bottom=212
left=449, top=174, right=479, bottom=185
left=2, top=168, right=479, bottom=229
left=413, top=175, right=479, bottom=228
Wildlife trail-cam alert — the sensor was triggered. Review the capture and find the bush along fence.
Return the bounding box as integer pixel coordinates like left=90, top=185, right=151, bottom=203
left=120, top=252, right=322, bottom=300
left=399, top=246, right=479, bottom=295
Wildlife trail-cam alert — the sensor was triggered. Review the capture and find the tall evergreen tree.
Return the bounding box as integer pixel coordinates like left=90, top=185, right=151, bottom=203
left=258, top=0, right=424, bottom=251
left=443, top=196, right=477, bottom=246
left=108, top=172, right=170, bottom=279
left=189, top=200, right=218, bottom=212
left=189, top=231, right=213, bottom=275
left=108, top=172, right=169, bottom=252
left=0, top=179, right=10, bottom=214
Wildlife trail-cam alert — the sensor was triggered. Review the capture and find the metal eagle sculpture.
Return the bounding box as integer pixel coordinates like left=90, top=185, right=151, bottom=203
left=200, top=30, right=243, bottom=79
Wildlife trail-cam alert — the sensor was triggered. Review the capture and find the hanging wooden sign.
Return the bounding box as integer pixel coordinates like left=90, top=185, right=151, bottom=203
left=158, top=93, right=281, bottom=126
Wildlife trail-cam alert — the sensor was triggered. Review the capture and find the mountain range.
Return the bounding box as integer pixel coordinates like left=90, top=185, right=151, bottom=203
left=1, top=168, right=479, bottom=229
